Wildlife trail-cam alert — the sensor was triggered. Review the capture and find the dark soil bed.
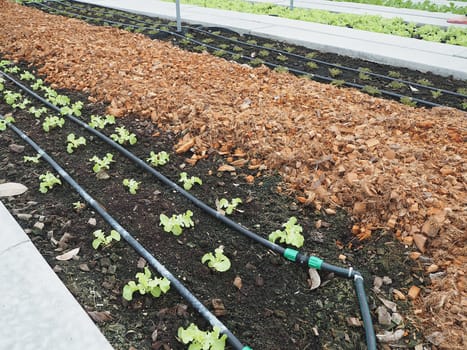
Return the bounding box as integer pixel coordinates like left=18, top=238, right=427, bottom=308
left=1, top=71, right=424, bottom=349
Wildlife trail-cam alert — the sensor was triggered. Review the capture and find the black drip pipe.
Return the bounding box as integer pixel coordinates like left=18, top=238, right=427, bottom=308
left=1, top=114, right=250, bottom=350
left=1, top=70, right=376, bottom=349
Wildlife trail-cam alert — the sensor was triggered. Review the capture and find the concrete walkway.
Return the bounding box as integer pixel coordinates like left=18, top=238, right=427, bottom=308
left=248, top=0, right=467, bottom=27
left=0, top=201, right=114, bottom=350
left=77, top=0, right=467, bottom=79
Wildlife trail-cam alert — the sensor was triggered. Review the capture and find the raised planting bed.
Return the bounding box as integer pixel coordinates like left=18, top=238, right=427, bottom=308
left=1, top=63, right=423, bottom=349
left=1, top=0, right=466, bottom=348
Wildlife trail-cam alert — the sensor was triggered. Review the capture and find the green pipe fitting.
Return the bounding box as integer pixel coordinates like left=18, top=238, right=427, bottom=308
left=283, top=248, right=298, bottom=262
left=308, top=256, right=323, bottom=269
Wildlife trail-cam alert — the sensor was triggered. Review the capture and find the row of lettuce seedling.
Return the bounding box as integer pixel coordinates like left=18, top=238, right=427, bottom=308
left=0, top=60, right=311, bottom=349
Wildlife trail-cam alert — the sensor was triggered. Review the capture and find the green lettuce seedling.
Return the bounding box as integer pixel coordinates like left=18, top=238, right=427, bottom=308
left=0, top=115, right=15, bottom=131
left=3, top=66, right=19, bottom=74
left=90, top=153, right=114, bottom=173
left=72, top=201, right=85, bottom=212
left=28, top=106, right=48, bottom=118
left=19, top=71, right=36, bottom=81
left=159, top=210, right=194, bottom=236
left=92, top=229, right=121, bottom=249
left=66, top=133, right=86, bottom=154
left=0, top=59, right=12, bottom=68
left=60, top=101, right=83, bottom=117
left=217, top=198, right=242, bottom=215
left=110, top=126, right=137, bottom=145
left=38, top=172, right=62, bottom=193
left=201, top=246, right=231, bottom=272
left=42, top=115, right=65, bottom=132
left=3, top=90, right=22, bottom=106
left=23, top=154, right=41, bottom=163
left=268, top=216, right=304, bottom=248
left=88, top=114, right=115, bottom=129
left=178, top=323, right=227, bottom=350
left=122, top=267, right=171, bottom=301
left=123, top=178, right=141, bottom=194
left=31, top=79, right=44, bottom=91
left=179, top=172, right=202, bottom=190
left=146, top=150, right=170, bottom=166
left=0, top=77, right=4, bottom=92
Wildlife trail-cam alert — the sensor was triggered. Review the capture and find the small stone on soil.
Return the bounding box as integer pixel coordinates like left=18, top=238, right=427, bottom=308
left=8, top=144, right=25, bottom=153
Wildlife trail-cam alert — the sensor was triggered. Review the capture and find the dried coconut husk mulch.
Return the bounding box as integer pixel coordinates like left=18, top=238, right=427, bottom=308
left=0, top=1, right=465, bottom=348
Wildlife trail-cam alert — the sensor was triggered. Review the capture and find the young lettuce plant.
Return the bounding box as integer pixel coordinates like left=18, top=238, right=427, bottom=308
left=178, top=323, right=227, bottom=350
left=60, top=101, right=83, bottom=117
left=38, top=172, right=62, bottom=193
left=201, top=246, right=231, bottom=272
left=122, top=267, right=171, bottom=301
left=122, top=178, right=141, bottom=194
left=28, top=106, right=48, bottom=118
left=90, top=153, right=114, bottom=173
left=3, top=90, right=22, bottom=106
left=92, top=229, right=121, bottom=249
left=110, top=126, right=137, bottom=145
left=23, top=154, right=41, bottom=163
left=66, top=133, right=86, bottom=154
left=88, top=114, right=115, bottom=129
left=0, top=115, right=15, bottom=131
left=146, top=150, right=170, bottom=166
left=179, top=172, right=202, bottom=190
left=31, top=79, right=44, bottom=91
left=216, top=197, right=242, bottom=215
left=268, top=216, right=304, bottom=248
left=19, top=71, right=36, bottom=81
left=42, top=115, right=65, bottom=132
left=159, top=210, right=194, bottom=236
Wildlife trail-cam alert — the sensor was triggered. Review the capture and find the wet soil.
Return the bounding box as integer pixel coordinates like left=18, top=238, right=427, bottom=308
left=1, top=69, right=424, bottom=349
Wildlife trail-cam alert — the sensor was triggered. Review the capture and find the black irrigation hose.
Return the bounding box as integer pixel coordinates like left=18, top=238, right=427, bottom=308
left=0, top=114, right=252, bottom=350
left=48, top=0, right=467, bottom=100
left=1, top=69, right=377, bottom=349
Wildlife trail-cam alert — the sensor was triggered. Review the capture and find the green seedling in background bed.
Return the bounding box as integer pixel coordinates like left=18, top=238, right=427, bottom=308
left=306, top=61, right=318, bottom=70
left=276, top=55, right=288, bottom=62
left=178, top=323, right=227, bottom=350
left=159, top=210, right=194, bottom=236
left=88, top=114, right=116, bottom=129
left=258, top=50, right=269, bottom=57
left=122, top=267, right=171, bottom=301
left=42, top=116, right=65, bottom=132
left=217, top=198, right=242, bottom=215
left=13, top=97, right=31, bottom=110
left=28, top=106, right=48, bottom=118
left=331, top=79, right=345, bottom=87
left=0, top=77, right=4, bottom=91
left=110, top=126, right=137, bottom=145
left=362, top=85, right=381, bottom=96
left=400, top=96, right=417, bottom=107
left=388, top=71, right=401, bottom=78
left=388, top=81, right=406, bottom=89
left=328, top=68, right=342, bottom=77
left=23, top=154, right=41, bottom=163
left=146, top=150, right=170, bottom=166
left=231, top=54, right=242, bottom=60
left=42, top=86, right=58, bottom=100
left=305, top=52, right=317, bottom=59
left=60, top=101, right=83, bottom=117
left=457, top=88, right=467, bottom=95
left=92, top=229, right=121, bottom=249
left=31, top=79, right=43, bottom=91
left=123, top=178, right=141, bottom=194
left=38, top=172, right=61, bottom=193
left=269, top=216, right=304, bottom=248
left=461, top=101, right=467, bottom=110
left=72, top=201, right=85, bottom=212
left=232, top=45, right=243, bottom=52
left=179, top=172, right=202, bottom=190
left=250, top=58, right=264, bottom=67
left=358, top=67, right=372, bottom=81
left=66, top=133, right=86, bottom=154
left=431, top=90, right=442, bottom=99
left=274, top=66, right=289, bottom=73
left=201, top=246, right=231, bottom=272
left=53, top=94, right=71, bottom=107
left=0, top=115, right=15, bottom=131
left=416, top=78, right=433, bottom=86
left=90, top=153, right=114, bottom=173
left=19, top=71, right=36, bottom=81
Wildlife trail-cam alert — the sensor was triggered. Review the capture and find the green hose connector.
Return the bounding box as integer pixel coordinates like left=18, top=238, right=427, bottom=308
left=283, top=248, right=298, bottom=262
left=308, top=256, right=323, bottom=269
left=242, top=347, right=253, bottom=350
